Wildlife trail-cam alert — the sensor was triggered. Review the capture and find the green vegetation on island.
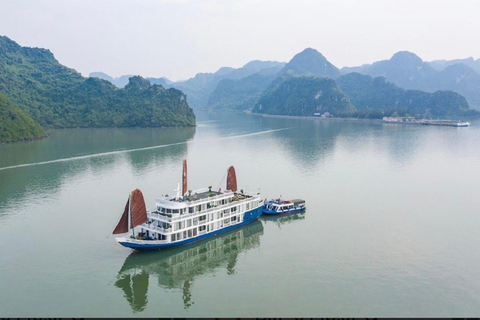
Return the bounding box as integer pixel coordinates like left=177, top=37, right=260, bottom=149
left=253, top=76, right=355, bottom=117
left=0, top=35, right=195, bottom=142
left=207, top=67, right=281, bottom=110
left=0, top=92, right=46, bottom=143
left=340, top=51, right=480, bottom=109
left=337, top=73, right=475, bottom=118
left=230, top=48, right=479, bottom=119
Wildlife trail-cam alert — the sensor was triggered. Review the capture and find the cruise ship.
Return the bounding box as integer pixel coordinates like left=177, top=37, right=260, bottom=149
left=112, top=160, right=264, bottom=250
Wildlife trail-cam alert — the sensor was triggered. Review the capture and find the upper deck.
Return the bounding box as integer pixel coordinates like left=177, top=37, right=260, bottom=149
left=151, top=189, right=261, bottom=224
left=156, top=189, right=235, bottom=209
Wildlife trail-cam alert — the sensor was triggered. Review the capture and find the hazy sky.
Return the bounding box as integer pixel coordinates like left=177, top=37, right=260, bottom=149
left=1, top=0, right=479, bottom=81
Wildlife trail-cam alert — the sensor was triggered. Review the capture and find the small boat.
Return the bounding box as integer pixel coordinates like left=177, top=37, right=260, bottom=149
left=112, top=160, right=264, bottom=251
left=262, top=198, right=305, bottom=215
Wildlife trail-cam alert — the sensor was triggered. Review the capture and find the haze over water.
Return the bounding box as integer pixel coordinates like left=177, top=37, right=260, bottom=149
left=1, top=112, right=480, bottom=317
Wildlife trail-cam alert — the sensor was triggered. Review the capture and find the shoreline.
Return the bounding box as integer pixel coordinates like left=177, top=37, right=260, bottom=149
left=246, top=112, right=474, bottom=127
left=246, top=111, right=385, bottom=124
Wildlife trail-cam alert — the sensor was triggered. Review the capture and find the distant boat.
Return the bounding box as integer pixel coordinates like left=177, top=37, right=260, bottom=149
left=262, top=198, right=306, bottom=215
left=421, top=119, right=470, bottom=127
left=113, top=160, right=264, bottom=250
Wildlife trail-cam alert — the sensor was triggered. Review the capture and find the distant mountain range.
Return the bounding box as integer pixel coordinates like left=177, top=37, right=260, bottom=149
left=231, top=48, right=476, bottom=118
left=340, top=51, right=480, bottom=108
left=97, top=48, right=480, bottom=117
left=4, top=32, right=478, bottom=143
left=337, top=73, right=473, bottom=118
left=0, top=35, right=195, bottom=143
left=93, top=60, right=286, bottom=109
left=429, top=57, right=480, bottom=74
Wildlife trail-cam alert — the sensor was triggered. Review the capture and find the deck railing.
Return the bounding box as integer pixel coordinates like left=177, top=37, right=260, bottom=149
left=149, top=196, right=261, bottom=223
left=156, top=190, right=235, bottom=205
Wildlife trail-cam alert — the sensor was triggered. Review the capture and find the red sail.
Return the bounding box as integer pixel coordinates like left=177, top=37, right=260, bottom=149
left=182, top=159, right=187, bottom=196
left=113, top=199, right=130, bottom=234
left=130, top=189, right=148, bottom=228
left=227, top=166, right=237, bottom=192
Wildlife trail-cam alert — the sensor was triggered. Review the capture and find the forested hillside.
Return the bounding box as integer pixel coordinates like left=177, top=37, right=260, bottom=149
left=0, top=92, right=46, bottom=143
left=0, top=36, right=195, bottom=142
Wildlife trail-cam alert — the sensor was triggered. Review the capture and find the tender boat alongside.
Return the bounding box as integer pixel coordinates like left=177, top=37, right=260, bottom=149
left=113, top=160, right=264, bottom=251
left=262, top=198, right=305, bottom=215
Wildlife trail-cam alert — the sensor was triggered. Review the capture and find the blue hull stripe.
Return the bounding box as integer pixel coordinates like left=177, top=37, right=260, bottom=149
left=119, top=206, right=263, bottom=251
left=262, top=208, right=305, bottom=215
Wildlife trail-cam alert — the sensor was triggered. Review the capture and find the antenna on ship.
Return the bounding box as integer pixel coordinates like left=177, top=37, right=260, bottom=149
left=175, top=182, right=181, bottom=200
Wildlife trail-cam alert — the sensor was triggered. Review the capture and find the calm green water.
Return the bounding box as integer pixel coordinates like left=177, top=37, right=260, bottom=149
left=1, top=112, right=480, bottom=317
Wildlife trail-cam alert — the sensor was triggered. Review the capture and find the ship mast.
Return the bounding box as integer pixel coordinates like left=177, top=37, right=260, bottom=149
left=129, top=192, right=134, bottom=237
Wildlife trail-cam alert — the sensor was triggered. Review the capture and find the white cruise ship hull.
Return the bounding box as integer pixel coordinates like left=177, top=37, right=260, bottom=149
left=116, top=205, right=263, bottom=251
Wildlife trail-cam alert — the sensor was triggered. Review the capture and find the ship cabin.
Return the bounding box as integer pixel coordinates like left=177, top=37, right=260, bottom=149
left=138, top=188, right=262, bottom=243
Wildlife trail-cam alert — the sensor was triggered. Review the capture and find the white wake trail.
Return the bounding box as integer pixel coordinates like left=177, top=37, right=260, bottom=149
left=0, top=127, right=291, bottom=171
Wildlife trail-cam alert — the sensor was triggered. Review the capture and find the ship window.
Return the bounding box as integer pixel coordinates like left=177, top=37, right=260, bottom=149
left=199, top=225, right=206, bottom=232
left=193, top=218, right=198, bottom=225
left=232, top=216, right=237, bottom=222
left=188, top=229, right=192, bottom=238
left=193, top=228, right=197, bottom=236
left=231, top=206, right=237, bottom=212
left=186, top=219, right=192, bottom=227
left=171, top=234, right=176, bottom=241
left=197, top=205, right=202, bottom=212
left=189, top=207, right=194, bottom=213
left=199, top=215, right=206, bottom=221
left=246, top=203, right=250, bottom=210
left=166, top=208, right=172, bottom=214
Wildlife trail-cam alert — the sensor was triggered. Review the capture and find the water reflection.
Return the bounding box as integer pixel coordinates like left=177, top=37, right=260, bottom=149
left=260, top=212, right=306, bottom=229
left=266, top=118, right=428, bottom=170
left=0, top=127, right=195, bottom=213
left=115, top=220, right=264, bottom=312
left=268, top=120, right=349, bottom=169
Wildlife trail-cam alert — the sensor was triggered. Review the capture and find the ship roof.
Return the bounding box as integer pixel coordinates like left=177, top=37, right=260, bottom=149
left=184, top=190, right=222, bottom=201
left=291, top=199, right=305, bottom=205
